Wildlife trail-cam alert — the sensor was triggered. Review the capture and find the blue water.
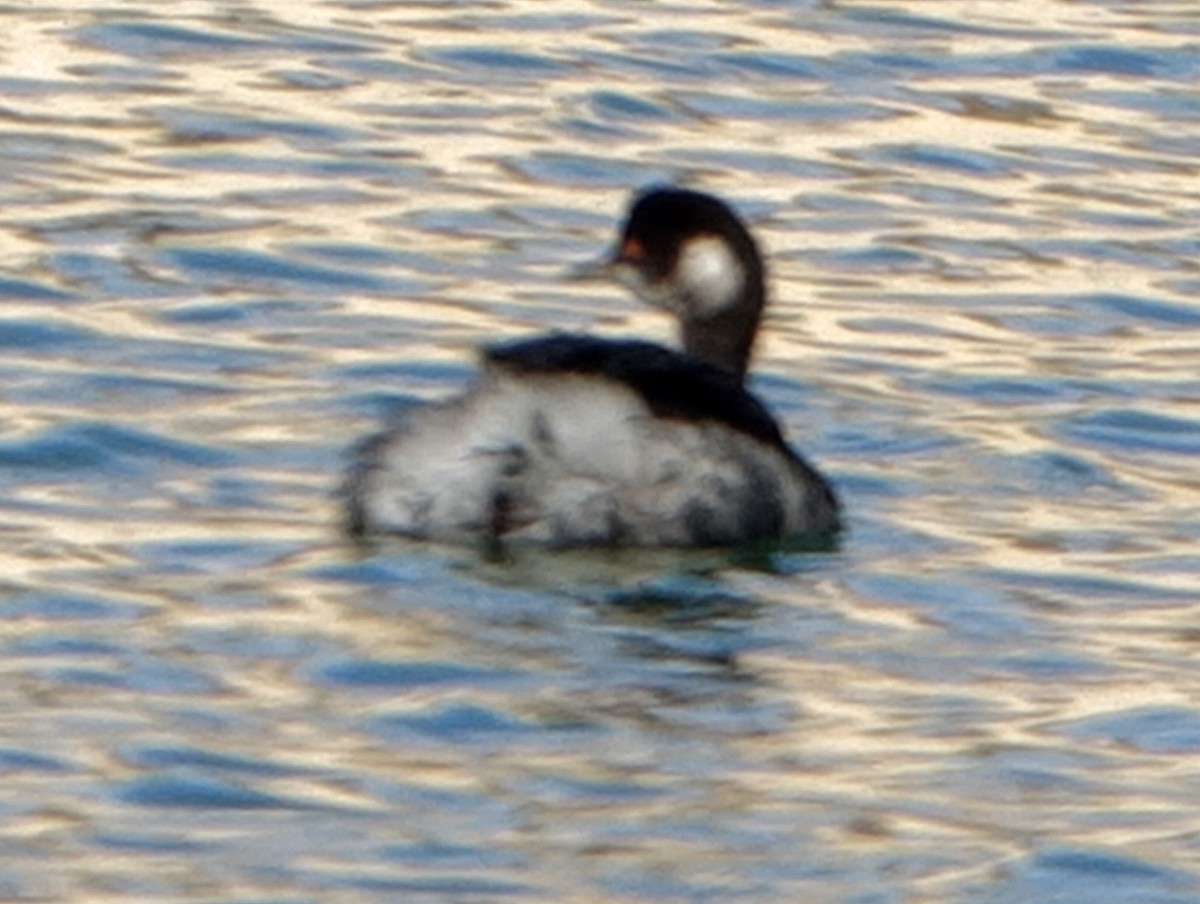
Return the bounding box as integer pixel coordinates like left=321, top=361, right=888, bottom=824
left=1, top=1, right=1198, bottom=901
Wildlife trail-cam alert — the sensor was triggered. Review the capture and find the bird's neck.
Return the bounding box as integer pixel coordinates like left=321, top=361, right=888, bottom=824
left=679, top=285, right=764, bottom=381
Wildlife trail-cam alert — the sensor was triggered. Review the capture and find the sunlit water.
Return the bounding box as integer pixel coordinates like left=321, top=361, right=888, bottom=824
left=1, top=2, right=1198, bottom=901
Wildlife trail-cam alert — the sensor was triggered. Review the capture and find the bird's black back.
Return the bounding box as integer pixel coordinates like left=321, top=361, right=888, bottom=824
left=484, top=334, right=788, bottom=449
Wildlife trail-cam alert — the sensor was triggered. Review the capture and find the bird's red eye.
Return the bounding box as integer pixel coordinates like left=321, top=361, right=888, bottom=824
left=620, top=237, right=644, bottom=261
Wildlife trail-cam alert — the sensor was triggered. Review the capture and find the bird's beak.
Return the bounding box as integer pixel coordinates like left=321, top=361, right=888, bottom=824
left=565, top=253, right=618, bottom=282
left=566, top=237, right=644, bottom=282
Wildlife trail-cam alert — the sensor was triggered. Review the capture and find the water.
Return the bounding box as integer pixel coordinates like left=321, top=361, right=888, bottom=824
left=2, top=1, right=1199, bottom=901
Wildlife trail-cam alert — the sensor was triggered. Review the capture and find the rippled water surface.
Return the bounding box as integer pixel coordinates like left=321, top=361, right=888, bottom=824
left=2, top=1, right=1199, bottom=901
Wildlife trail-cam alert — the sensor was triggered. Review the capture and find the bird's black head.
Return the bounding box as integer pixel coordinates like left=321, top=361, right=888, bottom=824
left=608, top=186, right=768, bottom=379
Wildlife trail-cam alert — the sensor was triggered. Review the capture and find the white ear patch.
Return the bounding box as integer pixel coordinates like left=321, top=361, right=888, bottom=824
left=676, top=235, right=745, bottom=316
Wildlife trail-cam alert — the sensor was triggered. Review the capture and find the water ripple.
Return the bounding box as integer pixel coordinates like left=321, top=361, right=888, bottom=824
left=118, top=773, right=301, bottom=810
left=0, top=422, right=233, bottom=477
left=1063, top=409, right=1200, bottom=456
left=1055, top=706, right=1200, bottom=754
left=311, top=658, right=521, bottom=691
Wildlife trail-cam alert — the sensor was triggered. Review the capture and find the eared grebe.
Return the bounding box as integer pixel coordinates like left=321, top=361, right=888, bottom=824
left=347, top=187, right=840, bottom=547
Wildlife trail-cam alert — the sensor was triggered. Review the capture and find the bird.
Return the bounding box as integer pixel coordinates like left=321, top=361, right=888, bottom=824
left=346, top=186, right=840, bottom=548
